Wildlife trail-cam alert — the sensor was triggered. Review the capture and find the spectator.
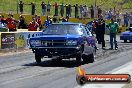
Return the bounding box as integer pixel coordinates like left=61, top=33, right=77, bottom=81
left=66, top=16, right=69, bottom=22
left=83, top=5, right=88, bottom=18
left=62, top=16, right=68, bottom=22
left=124, top=13, right=129, bottom=27
left=92, top=19, right=97, bottom=33
left=97, top=7, right=102, bottom=18
left=108, top=8, right=113, bottom=19
left=36, top=16, right=42, bottom=29
left=60, top=3, right=64, bottom=17
left=0, top=15, right=6, bottom=29
left=54, top=2, right=59, bottom=16
left=0, top=15, right=6, bottom=25
left=28, top=18, right=39, bottom=31
left=90, top=5, right=94, bottom=18
left=62, top=17, right=66, bottom=22
left=95, top=18, right=106, bottom=49
left=47, top=1, right=51, bottom=16
left=68, top=4, right=72, bottom=17
left=80, top=5, right=84, bottom=18
left=74, top=4, right=79, bottom=18
left=116, top=11, right=121, bottom=26
left=107, top=18, right=119, bottom=50
left=19, top=0, right=24, bottom=14
left=18, top=15, right=27, bottom=29
left=53, top=15, right=58, bottom=23
left=41, top=1, right=46, bottom=15
left=44, top=16, right=52, bottom=28
left=129, top=12, right=132, bottom=27
left=65, top=4, right=69, bottom=17
left=6, top=14, right=18, bottom=32
left=31, top=2, right=36, bottom=15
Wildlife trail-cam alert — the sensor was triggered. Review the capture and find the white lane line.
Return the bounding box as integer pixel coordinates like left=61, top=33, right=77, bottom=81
left=75, top=61, right=132, bottom=88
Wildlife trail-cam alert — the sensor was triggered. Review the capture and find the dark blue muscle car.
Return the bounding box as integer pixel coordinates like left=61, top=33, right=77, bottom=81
left=29, top=22, right=96, bottom=64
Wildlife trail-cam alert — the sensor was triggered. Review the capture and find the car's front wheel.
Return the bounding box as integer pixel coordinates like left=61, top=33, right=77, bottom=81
left=129, top=40, right=132, bottom=43
left=82, top=53, right=94, bottom=63
left=35, top=53, right=41, bottom=63
left=76, top=51, right=82, bottom=64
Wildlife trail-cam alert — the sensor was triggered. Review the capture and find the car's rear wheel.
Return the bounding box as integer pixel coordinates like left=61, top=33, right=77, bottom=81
left=35, top=53, right=41, bottom=63
left=124, top=40, right=127, bottom=43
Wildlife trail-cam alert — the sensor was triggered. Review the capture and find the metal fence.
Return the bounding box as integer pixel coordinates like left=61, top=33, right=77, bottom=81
left=0, top=0, right=131, bottom=15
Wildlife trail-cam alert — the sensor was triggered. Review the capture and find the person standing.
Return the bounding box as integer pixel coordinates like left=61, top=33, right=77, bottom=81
left=74, top=4, right=79, bottom=18
left=65, top=4, right=69, bottom=17
left=83, top=5, right=88, bottom=18
left=124, top=13, right=129, bottom=27
left=80, top=5, right=84, bottom=18
left=60, top=3, right=64, bottom=17
left=47, top=1, right=51, bottom=16
left=97, top=7, right=102, bottom=18
left=129, top=12, right=132, bottom=27
left=90, top=5, right=94, bottom=18
left=68, top=4, right=72, bottom=17
left=116, top=12, right=121, bottom=26
left=19, top=0, right=24, bottom=14
left=41, top=1, right=46, bottom=15
left=107, top=18, right=119, bottom=50
left=31, top=2, right=36, bottom=15
left=95, top=18, right=106, bottom=49
left=54, top=2, right=59, bottom=16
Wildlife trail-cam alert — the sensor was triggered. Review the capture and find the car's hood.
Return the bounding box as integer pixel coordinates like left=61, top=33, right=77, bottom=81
left=30, top=34, right=81, bottom=40
left=121, top=31, right=132, bottom=35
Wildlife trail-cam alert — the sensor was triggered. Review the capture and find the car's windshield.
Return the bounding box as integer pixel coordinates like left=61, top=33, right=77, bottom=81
left=43, top=24, right=84, bottom=35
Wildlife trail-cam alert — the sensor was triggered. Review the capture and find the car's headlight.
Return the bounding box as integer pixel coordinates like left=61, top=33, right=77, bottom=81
left=30, top=40, right=41, bottom=46
left=66, top=40, right=77, bottom=45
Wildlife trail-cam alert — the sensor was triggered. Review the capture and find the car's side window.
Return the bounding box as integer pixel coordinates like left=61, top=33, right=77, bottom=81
left=85, top=27, right=93, bottom=36
left=80, top=25, right=88, bottom=37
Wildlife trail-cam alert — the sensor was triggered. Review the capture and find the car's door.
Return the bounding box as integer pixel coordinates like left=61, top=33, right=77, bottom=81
left=81, top=25, right=95, bottom=54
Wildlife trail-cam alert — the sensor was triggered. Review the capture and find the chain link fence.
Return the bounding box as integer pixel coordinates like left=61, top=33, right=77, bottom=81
left=0, top=0, right=131, bottom=15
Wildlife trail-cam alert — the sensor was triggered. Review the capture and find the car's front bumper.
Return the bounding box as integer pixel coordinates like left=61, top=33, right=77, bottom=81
left=31, top=46, right=81, bottom=57
left=120, top=35, right=132, bottom=40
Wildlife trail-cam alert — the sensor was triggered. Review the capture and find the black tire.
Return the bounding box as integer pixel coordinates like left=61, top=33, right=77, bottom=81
left=76, top=52, right=82, bottom=64
left=82, top=54, right=88, bottom=63
left=129, top=40, right=132, bottom=43
left=82, top=53, right=94, bottom=63
left=35, top=53, right=41, bottom=63
left=124, top=40, right=127, bottom=43
left=88, top=54, right=94, bottom=63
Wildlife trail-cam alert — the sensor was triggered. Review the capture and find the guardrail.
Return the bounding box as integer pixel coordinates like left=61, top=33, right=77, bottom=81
left=0, top=31, right=43, bottom=50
